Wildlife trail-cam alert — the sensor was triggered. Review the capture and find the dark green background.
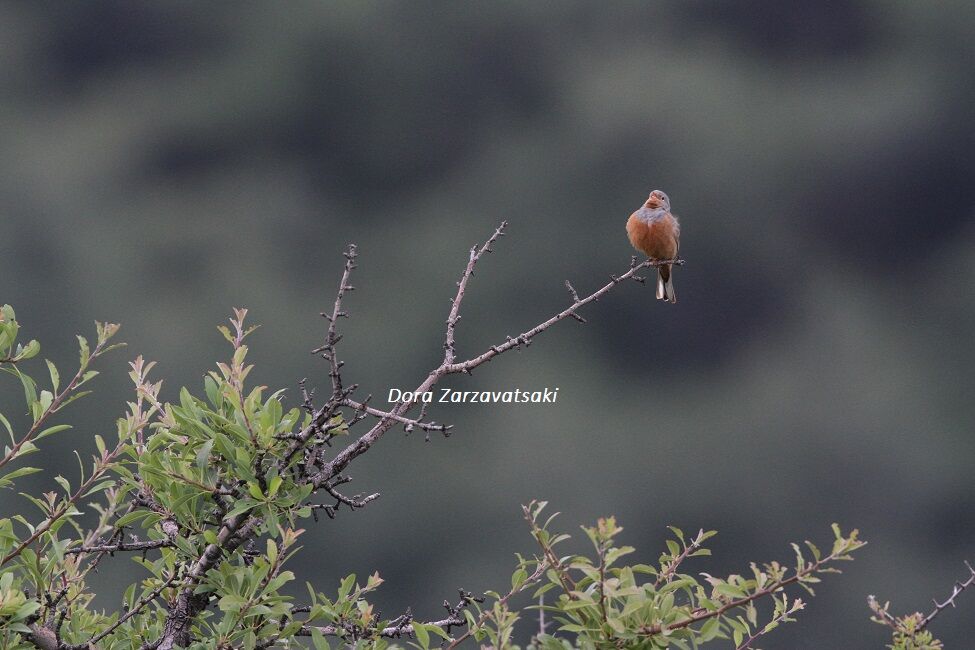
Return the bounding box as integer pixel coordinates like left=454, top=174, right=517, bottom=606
left=2, top=2, right=974, bottom=646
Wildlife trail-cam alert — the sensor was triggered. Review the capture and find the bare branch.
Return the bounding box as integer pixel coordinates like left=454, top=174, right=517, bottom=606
left=290, top=591, right=478, bottom=644
left=313, top=222, right=681, bottom=488
left=299, top=614, right=465, bottom=641
left=311, top=243, right=357, bottom=400
left=65, top=538, right=174, bottom=556
left=323, top=482, right=380, bottom=510
left=444, top=562, right=547, bottom=649
left=921, top=560, right=975, bottom=631
left=448, top=255, right=679, bottom=375
left=444, top=222, right=507, bottom=364
left=342, top=398, right=451, bottom=435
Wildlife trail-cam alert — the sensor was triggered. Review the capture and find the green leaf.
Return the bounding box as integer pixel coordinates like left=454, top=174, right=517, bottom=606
left=0, top=411, right=12, bottom=444
left=56, top=391, right=92, bottom=411
left=699, top=617, right=720, bottom=641
left=746, top=602, right=757, bottom=626
left=216, top=325, right=234, bottom=344
left=714, top=583, right=748, bottom=599
left=805, top=540, right=821, bottom=561
left=84, top=480, right=115, bottom=497
left=218, top=593, right=246, bottom=612
left=413, top=621, right=430, bottom=648
left=268, top=475, right=283, bottom=497
left=604, top=545, right=635, bottom=567
left=195, top=439, right=214, bottom=470
left=115, top=510, right=153, bottom=529
left=310, top=628, right=331, bottom=650
left=224, top=499, right=257, bottom=520
left=45, top=360, right=60, bottom=393
left=12, top=368, right=38, bottom=411
left=17, top=441, right=39, bottom=457
left=511, top=568, right=528, bottom=590
left=77, top=335, right=90, bottom=367
left=337, top=574, right=356, bottom=600
left=0, top=466, right=41, bottom=482
left=831, top=523, right=842, bottom=539
left=17, top=339, right=40, bottom=361
left=54, top=475, right=71, bottom=494
left=606, top=617, right=625, bottom=634
left=35, top=424, right=72, bottom=442
left=659, top=592, right=675, bottom=617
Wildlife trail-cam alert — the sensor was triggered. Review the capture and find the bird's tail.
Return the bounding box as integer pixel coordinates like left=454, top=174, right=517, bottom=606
left=656, top=265, right=676, bottom=303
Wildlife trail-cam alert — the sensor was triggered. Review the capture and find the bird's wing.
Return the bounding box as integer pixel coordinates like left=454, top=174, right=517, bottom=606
left=671, top=213, right=680, bottom=255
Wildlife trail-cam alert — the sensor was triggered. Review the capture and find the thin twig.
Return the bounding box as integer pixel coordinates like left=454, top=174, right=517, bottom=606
left=639, top=543, right=857, bottom=637
left=323, top=483, right=380, bottom=509
left=445, top=562, right=547, bottom=649
left=735, top=598, right=803, bottom=649
left=313, top=223, right=680, bottom=487
left=64, top=570, right=180, bottom=649
left=341, top=398, right=451, bottom=434
left=921, top=560, right=975, bottom=631
left=447, top=255, right=679, bottom=375
left=1, top=440, right=127, bottom=567
left=537, top=594, right=547, bottom=639
left=0, top=335, right=116, bottom=471
left=524, top=504, right=577, bottom=597
left=654, top=529, right=708, bottom=588
left=298, top=613, right=465, bottom=640
left=867, top=595, right=900, bottom=630
left=65, top=538, right=174, bottom=555
left=444, top=222, right=507, bottom=364
left=312, top=243, right=357, bottom=399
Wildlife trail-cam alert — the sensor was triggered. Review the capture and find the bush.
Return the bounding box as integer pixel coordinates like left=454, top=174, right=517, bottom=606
left=0, top=228, right=962, bottom=648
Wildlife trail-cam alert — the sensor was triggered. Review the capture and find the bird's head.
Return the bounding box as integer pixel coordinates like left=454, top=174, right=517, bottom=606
left=645, top=190, right=670, bottom=210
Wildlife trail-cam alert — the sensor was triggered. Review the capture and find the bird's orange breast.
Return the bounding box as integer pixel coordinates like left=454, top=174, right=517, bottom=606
left=626, top=213, right=678, bottom=259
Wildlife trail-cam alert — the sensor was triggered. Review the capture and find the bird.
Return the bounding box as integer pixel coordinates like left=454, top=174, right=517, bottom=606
left=626, top=190, right=681, bottom=303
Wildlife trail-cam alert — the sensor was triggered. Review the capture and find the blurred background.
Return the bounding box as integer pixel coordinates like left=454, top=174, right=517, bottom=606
left=2, top=1, right=974, bottom=646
